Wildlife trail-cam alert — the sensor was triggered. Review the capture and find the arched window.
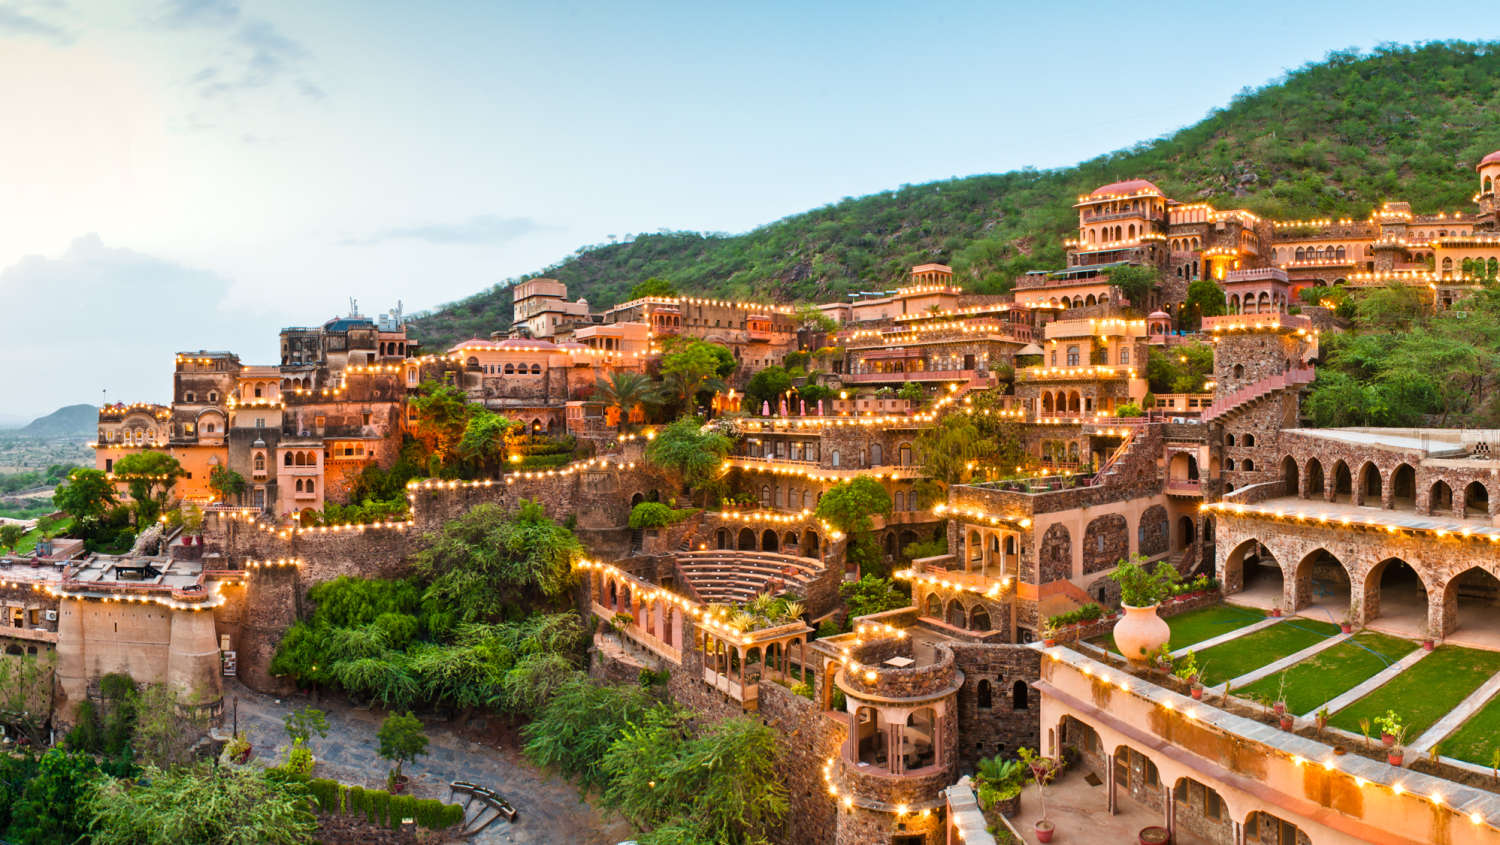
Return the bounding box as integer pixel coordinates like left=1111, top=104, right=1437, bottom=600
left=831, top=450, right=841, bottom=467
left=531, top=363, right=542, bottom=374
left=978, top=680, right=993, bottom=709
left=1012, top=680, right=1029, bottom=710
left=1233, top=363, right=1244, bottom=380
left=254, top=453, right=265, bottom=472
left=869, top=444, right=883, bottom=465
left=504, top=363, right=515, bottom=374
left=284, top=452, right=293, bottom=467
left=760, top=486, right=771, bottom=508
left=207, top=391, right=218, bottom=403
left=1066, top=346, right=1080, bottom=366
left=893, top=491, right=905, bottom=512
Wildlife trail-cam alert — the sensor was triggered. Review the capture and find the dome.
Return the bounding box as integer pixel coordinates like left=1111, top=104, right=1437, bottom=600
left=1148, top=310, right=1170, bottom=320
left=1089, top=179, right=1164, bottom=198
left=1016, top=343, right=1045, bottom=356
left=1479, top=150, right=1500, bottom=170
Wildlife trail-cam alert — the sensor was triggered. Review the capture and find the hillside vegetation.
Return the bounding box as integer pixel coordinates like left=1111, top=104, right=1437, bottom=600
left=410, top=42, right=1500, bottom=349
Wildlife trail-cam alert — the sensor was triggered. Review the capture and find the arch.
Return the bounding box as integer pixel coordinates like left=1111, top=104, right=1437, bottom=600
left=737, top=528, right=756, bottom=551
left=868, top=443, right=883, bottom=466
left=801, top=530, right=820, bottom=557
left=1431, top=480, right=1454, bottom=514
left=1224, top=538, right=1282, bottom=607
left=761, top=529, right=779, bottom=553
left=898, top=443, right=912, bottom=466
left=1304, top=457, right=1324, bottom=497
left=1242, top=458, right=1254, bottom=472
left=1356, top=461, right=1382, bottom=506
left=1012, top=680, right=1029, bottom=710
left=1038, top=523, right=1071, bottom=583
left=1445, top=567, right=1500, bottom=642
left=1083, top=514, right=1127, bottom=574
left=1279, top=456, right=1299, bottom=495
left=1245, top=810, right=1307, bottom=845
left=852, top=705, right=886, bottom=768
left=969, top=605, right=992, bottom=631
left=1173, top=776, right=1231, bottom=841
left=946, top=599, right=967, bottom=629
left=893, top=491, right=905, bottom=512
left=1365, top=557, right=1430, bottom=638
left=1178, top=515, right=1195, bottom=548
left=1138, top=505, right=1169, bottom=556
left=504, top=362, right=515, bottom=374
left=1041, top=393, right=1054, bottom=414
left=925, top=593, right=941, bottom=619
left=283, top=451, right=293, bottom=467
left=715, top=528, right=729, bottom=550
left=1242, top=434, right=1254, bottom=447
left=1168, top=452, right=1199, bottom=482
left=1292, top=548, right=1352, bottom=616
left=977, top=679, right=993, bottom=709
left=1226, top=433, right=1236, bottom=447
left=904, top=707, right=938, bottom=770
left=1390, top=463, right=1416, bottom=509
left=1232, top=363, right=1244, bottom=380
left=830, top=450, right=841, bottom=468
left=783, top=531, right=798, bottom=551
left=1331, top=460, right=1352, bottom=503
left=1465, top=482, right=1490, bottom=518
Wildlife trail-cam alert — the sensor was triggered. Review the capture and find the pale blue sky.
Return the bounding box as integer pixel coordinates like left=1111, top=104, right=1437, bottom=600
left=2, top=0, right=1498, bottom=419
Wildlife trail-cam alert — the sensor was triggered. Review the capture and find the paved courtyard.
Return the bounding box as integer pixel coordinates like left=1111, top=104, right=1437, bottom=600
left=226, top=680, right=634, bottom=845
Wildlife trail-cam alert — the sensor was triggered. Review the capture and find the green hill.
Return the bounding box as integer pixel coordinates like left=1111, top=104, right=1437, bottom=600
left=17, top=404, right=98, bottom=439
left=409, top=41, right=1500, bottom=349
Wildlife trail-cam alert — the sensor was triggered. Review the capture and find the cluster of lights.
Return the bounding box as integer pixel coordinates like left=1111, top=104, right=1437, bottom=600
left=890, top=301, right=1057, bottom=323
left=714, top=509, right=845, bottom=540
left=1074, top=187, right=1164, bottom=203
left=932, top=503, right=1031, bottom=528
left=722, top=459, right=920, bottom=483
left=1019, top=366, right=1137, bottom=380
left=1202, top=246, right=1243, bottom=257
left=343, top=363, right=405, bottom=374
left=1067, top=234, right=1167, bottom=251
left=43, top=581, right=226, bottom=612
left=613, top=294, right=797, bottom=315
left=99, top=403, right=172, bottom=420
left=175, top=355, right=229, bottom=366
left=404, top=457, right=639, bottom=489
left=843, top=318, right=1026, bottom=344
left=1202, top=316, right=1315, bottom=336
left=242, top=558, right=304, bottom=569
left=894, top=284, right=963, bottom=296
left=895, top=566, right=1013, bottom=600
left=575, top=559, right=701, bottom=615
left=1202, top=501, right=1500, bottom=544
left=615, top=430, right=657, bottom=442
left=820, top=756, right=937, bottom=818
left=1285, top=258, right=1357, bottom=268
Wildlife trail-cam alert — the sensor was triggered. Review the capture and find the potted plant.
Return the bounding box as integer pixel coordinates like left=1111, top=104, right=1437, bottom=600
left=1139, top=825, right=1170, bottom=845
left=1358, top=717, right=1372, bottom=750
left=377, top=710, right=429, bottom=795
left=1270, top=601, right=1283, bottom=618
left=1279, top=711, right=1295, bottom=731
left=1018, top=747, right=1055, bottom=843
left=1339, top=616, right=1352, bottom=635
left=1315, top=705, right=1330, bottom=731
left=1110, top=556, right=1179, bottom=665
left=1375, top=711, right=1403, bottom=749
left=1422, top=623, right=1438, bottom=651
left=1272, top=673, right=1289, bottom=717
left=1388, top=729, right=1409, bottom=768
left=1042, top=624, right=1058, bottom=648
left=222, top=732, right=252, bottom=764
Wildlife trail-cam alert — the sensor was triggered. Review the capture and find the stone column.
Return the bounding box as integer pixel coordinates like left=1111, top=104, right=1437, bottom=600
left=53, top=598, right=86, bottom=723
left=166, top=606, right=224, bottom=713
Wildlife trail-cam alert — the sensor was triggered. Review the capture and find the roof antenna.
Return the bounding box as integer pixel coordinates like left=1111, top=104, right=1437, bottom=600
left=349, top=297, right=359, bottom=317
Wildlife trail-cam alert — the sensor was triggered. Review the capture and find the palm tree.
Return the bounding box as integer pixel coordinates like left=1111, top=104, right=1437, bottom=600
left=594, top=371, right=656, bottom=430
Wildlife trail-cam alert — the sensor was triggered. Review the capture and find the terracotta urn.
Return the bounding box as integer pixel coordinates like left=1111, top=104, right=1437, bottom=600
left=1114, top=603, right=1169, bottom=664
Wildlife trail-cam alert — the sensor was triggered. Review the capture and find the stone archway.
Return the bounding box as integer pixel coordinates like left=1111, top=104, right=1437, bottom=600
left=1365, top=557, right=1429, bottom=639
left=1444, top=567, right=1500, bottom=648
left=1223, top=538, right=1281, bottom=608
left=1304, top=458, right=1324, bottom=498
left=1291, top=548, right=1351, bottom=620
left=738, top=528, right=756, bottom=551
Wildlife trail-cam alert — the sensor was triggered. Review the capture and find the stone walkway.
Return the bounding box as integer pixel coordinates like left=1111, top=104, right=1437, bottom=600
left=225, top=681, right=634, bottom=845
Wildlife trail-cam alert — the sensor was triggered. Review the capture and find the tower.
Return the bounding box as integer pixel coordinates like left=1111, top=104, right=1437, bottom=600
left=1477, top=150, right=1500, bottom=233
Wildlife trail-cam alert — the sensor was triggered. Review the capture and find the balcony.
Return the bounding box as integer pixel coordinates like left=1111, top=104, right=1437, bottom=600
left=843, top=369, right=977, bottom=384
left=1018, top=365, right=1135, bottom=382
left=1165, top=479, right=1202, bottom=496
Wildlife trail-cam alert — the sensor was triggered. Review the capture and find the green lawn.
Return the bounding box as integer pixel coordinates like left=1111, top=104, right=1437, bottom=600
left=1330, top=646, right=1500, bottom=739
left=1437, top=691, right=1500, bottom=765
left=1236, top=632, right=1416, bottom=715
left=1094, top=604, right=1266, bottom=655
left=1194, top=618, right=1342, bottom=686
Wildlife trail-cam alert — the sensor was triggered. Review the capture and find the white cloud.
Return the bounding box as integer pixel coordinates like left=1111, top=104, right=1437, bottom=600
left=0, top=235, right=282, bottom=414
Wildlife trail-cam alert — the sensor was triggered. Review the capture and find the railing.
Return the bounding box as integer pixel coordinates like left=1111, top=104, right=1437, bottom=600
left=1202, top=366, right=1315, bottom=422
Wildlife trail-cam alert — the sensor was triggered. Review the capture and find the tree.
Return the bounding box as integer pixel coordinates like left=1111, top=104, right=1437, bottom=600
left=839, top=576, right=909, bottom=622
left=1183, top=280, right=1227, bottom=329
left=207, top=466, right=246, bottom=504
left=523, top=677, right=654, bottom=789
left=594, top=371, right=658, bottom=429
left=4, top=748, right=98, bottom=845
left=816, top=477, right=891, bottom=537
left=630, top=277, right=677, bottom=299
left=897, top=381, right=923, bottom=403
left=658, top=340, right=731, bottom=413
left=377, top=711, right=429, bottom=782
left=744, top=366, right=792, bottom=413
left=283, top=705, right=330, bottom=748
left=1105, top=264, right=1159, bottom=309
left=1146, top=343, right=1214, bottom=394
left=645, top=418, right=732, bottom=505
left=408, top=381, right=475, bottom=471
left=132, top=682, right=214, bottom=768
left=87, top=763, right=316, bottom=845
left=111, top=451, right=186, bottom=527
left=0, top=652, right=54, bottom=747
left=53, top=467, right=117, bottom=525
left=0, top=524, right=23, bottom=553
left=457, top=410, right=519, bottom=478
left=412, top=500, right=581, bottom=623
left=794, top=303, right=839, bottom=334
left=628, top=502, right=679, bottom=530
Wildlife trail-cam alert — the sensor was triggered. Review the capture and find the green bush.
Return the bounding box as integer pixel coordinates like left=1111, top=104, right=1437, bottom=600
left=367, top=788, right=390, bottom=826
left=346, top=785, right=367, bottom=818
left=628, top=502, right=678, bottom=530
left=414, top=798, right=463, bottom=829
left=1046, top=602, right=1105, bottom=629
left=388, top=794, right=418, bottom=829
left=308, top=778, right=342, bottom=813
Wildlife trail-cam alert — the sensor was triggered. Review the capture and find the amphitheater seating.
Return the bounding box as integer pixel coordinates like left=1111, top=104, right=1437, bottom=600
left=675, top=550, right=825, bottom=605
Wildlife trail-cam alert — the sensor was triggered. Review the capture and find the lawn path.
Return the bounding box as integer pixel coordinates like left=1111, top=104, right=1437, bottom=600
left=1170, top=616, right=1279, bottom=658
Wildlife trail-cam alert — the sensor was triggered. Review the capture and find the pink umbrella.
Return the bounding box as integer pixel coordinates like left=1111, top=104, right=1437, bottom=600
left=817, top=400, right=824, bottom=416
left=761, top=400, right=770, bottom=416
left=800, top=399, right=806, bottom=416
left=779, top=398, right=788, bottom=416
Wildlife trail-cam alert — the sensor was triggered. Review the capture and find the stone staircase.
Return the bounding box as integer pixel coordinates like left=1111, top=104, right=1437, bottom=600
left=1202, top=366, right=1314, bottom=423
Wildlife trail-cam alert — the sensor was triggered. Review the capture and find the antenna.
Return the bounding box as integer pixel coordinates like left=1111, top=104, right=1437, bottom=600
left=349, top=297, right=359, bottom=317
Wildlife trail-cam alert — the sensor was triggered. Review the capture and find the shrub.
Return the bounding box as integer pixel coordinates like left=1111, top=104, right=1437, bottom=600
left=283, top=740, right=315, bottom=778
left=388, top=794, right=418, bottom=829
left=628, top=502, right=678, bottom=530
left=1045, top=602, right=1105, bottom=629
left=308, top=778, right=342, bottom=813
left=346, top=785, right=368, bottom=818
left=1115, top=402, right=1143, bottom=418
left=789, top=681, right=813, bottom=699
left=638, top=667, right=670, bottom=687
left=367, top=788, right=390, bottom=826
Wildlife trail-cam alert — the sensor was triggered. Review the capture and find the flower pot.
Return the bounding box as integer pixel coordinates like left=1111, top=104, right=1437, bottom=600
left=1270, top=608, right=1283, bottom=617
left=1114, top=603, right=1170, bottom=664
left=1044, top=637, right=1057, bottom=647
left=1340, top=623, right=1352, bottom=634
left=1422, top=639, right=1435, bottom=651
left=1279, top=714, right=1294, bottom=731
left=1273, top=701, right=1286, bottom=716
left=1381, top=733, right=1396, bottom=747
left=1190, top=686, right=1203, bottom=700
left=1139, top=825, right=1170, bottom=845
left=390, top=775, right=409, bottom=794
left=1316, top=716, right=1328, bottom=730
left=1035, top=819, right=1055, bottom=843
left=1333, top=745, right=1346, bottom=756
left=1388, top=749, right=1404, bottom=767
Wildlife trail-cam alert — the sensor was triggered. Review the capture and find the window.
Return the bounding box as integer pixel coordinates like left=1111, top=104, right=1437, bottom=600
left=184, top=391, right=196, bottom=402
left=1066, top=346, right=1080, bottom=366
left=208, top=391, right=218, bottom=403
left=831, top=450, right=841, bottom=468
left=254, top=453, right=265, bottom=472
left=1119, top=347, right=1129, bottom=365
left=362, top=412, right=372, bottom=426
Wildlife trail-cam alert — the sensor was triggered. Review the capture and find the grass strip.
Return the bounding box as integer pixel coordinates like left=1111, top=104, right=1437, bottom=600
left=1329, top=645, right=1500, bottom=739
left=1235, top=632, right=1416, bottom=715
